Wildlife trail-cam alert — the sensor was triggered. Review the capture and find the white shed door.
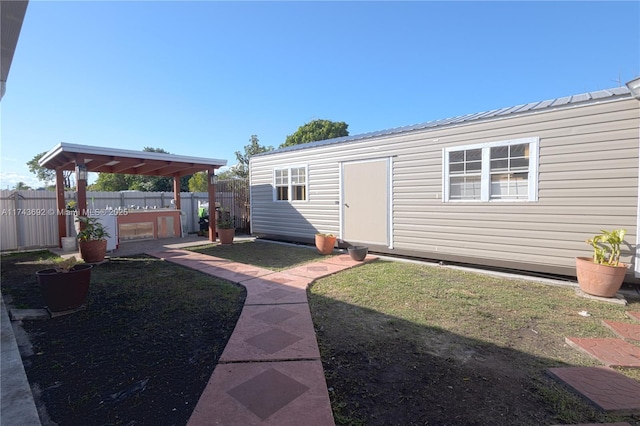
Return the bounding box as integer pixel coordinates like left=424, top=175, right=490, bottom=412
left=341, top=159, right=389, bottom=246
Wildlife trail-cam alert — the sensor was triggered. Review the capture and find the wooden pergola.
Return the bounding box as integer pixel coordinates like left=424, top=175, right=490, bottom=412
left=39, top=142, right=227, bottom=245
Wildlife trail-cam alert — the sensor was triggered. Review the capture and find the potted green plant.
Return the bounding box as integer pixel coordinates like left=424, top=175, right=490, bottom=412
left=76, top=216, right=111, bottom=263
left=315, top=233, right=337, bottom=255
left=216, top=208, right=235, bottom=245
left=576, top=229, right=628, bottom=297
left=36, top=256, right=93, bottom=312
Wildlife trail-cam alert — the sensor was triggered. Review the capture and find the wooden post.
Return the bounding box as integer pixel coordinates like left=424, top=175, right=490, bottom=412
left=56, top=168, right=66, bottom=247
left=208, top=169, right=216, bottom=242
left=173, top=175, right=181, bottom=210
left=76, top=163, right=87, bottom=230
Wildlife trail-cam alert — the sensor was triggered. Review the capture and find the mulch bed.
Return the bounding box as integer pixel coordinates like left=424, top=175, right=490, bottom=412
left=1, top=252, right=245, bottom=426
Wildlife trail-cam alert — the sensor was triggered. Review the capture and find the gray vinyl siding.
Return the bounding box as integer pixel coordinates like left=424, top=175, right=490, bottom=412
left=250, top=96, right=639, bottom=277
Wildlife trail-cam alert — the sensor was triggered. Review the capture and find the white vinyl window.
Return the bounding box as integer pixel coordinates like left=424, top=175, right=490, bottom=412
left=443, top=137, right=539, bottom=202
left=273, top=166, right=308, bottom=202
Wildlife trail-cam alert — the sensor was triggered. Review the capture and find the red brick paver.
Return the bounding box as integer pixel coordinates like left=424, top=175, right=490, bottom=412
left=242, top=275, right=312, bottom=305
left=187, top=361, right=334, bottom=426
left=602, top=320, right=640, bottom=341
left=627, top=311, right=640, bottom=323
left=219, top=303, right=321, bottom=362
left=565, top=337, right=640, bottom=368
left=548, top=367, right=640, bottom=415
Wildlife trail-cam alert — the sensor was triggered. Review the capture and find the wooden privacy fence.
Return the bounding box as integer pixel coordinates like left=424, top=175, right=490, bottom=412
left=0, top=179, right=250, bottom=251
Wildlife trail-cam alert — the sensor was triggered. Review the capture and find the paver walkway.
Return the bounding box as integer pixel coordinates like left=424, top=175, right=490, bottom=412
left=147, top=248, right=376, bottom=425
left=550, top=310, right=640, bottom=416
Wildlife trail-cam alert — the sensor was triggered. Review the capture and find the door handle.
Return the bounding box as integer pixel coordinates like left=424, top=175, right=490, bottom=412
left=344, top=203, right=349, bottom=208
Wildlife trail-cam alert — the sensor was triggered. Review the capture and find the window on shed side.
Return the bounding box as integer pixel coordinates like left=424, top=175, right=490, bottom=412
left=443, top=137, right=538, bottom=202
left=290, top=167, right=307, bottom=201
left=273, top=166, right=307, bottom=201
left=448, top=148, right=482, bottom=200
left=489, top=143, right=530, bottom=200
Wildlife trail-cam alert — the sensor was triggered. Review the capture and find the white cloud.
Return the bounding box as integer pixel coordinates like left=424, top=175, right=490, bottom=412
left=0, top=171, right=47, bottom=190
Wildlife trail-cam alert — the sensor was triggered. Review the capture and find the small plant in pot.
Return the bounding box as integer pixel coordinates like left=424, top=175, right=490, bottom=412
left=315, top=233, right=337, bottom=255
left=216, top=208, right=235, bottom=245
left=576, top=229, right=628, bottom=298
left=36, top=256, right=93, bottom=313
left=76, top=216, right=111, bottom=263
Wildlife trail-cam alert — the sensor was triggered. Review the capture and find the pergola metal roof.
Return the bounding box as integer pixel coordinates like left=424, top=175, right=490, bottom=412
left=39, top=142, right=227, bottom=176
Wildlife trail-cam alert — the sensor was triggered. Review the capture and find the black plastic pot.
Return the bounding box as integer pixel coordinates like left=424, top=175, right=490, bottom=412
left=348, top=246, right=369, bottom=261
left=36, top=264, right=93, bottom=312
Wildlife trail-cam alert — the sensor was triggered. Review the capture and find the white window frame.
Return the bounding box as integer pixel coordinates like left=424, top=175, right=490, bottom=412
left=442, top=137, right=539, bottom=202
left=273, top=165, right=309, bottom=202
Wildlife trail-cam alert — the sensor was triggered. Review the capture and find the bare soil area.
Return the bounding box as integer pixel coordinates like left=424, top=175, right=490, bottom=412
left=2, top=251, right=245, bottom=426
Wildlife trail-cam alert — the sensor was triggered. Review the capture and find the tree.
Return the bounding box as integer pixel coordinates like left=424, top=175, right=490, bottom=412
left=215, top=169, right=236, bottom=180
left=27, top=152, right=73, bottom=189
left=88, top=173, right=130, bottom=192
left=90, top=147, right=191, bottom=192
left=13, top=182, right=31, bottom=190
left=233, top=135, right=273, bottom=179
left=188, top=172, right=208, bottom=192
left=280, top=119, right=349, bottom=148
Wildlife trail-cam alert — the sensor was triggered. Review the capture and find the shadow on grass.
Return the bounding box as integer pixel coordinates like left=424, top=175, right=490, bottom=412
left=1, top=251, right=245, bottom=426
left=308, top=260, right=640, bottom=426
left=188, top=239, right=332, bottom=271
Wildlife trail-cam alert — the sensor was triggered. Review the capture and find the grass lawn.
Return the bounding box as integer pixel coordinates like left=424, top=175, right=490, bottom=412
left=308, top=258, right=640, bottom=426
left=187, top=239, right=332, bottom=271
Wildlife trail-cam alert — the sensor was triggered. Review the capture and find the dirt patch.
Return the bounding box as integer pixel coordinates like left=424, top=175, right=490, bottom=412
left=314, top=312, right=567, bottom=426
left=2, top=252, right=245, bottom=426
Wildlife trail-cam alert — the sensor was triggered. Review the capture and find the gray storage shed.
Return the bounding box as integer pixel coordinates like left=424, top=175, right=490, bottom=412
left=249, top=85, right=640, bottom=280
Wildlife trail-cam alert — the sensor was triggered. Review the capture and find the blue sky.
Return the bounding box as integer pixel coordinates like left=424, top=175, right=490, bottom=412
left=1, top=1, right=638, bottom=189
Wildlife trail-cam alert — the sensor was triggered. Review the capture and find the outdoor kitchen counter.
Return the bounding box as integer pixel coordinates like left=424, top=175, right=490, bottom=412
left=116, top=209, right=182, bottom=242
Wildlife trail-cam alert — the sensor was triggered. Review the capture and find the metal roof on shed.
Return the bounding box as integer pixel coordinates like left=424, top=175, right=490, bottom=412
left=261, top=86, right=632, bottom=156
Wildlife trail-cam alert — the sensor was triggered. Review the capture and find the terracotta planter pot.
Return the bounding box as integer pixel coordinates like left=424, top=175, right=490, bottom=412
left=348, top=246, right=369, bottom=261
left=575, top=256, right=628, bottom=298
left=36, top=264, right=93, bottom=312
left=79, top=240, right=108, bottom=263
left=315, top=234, right=337, bottom=255
left=218, top=228, right=235, bottom=245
